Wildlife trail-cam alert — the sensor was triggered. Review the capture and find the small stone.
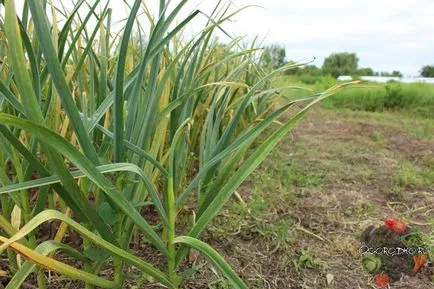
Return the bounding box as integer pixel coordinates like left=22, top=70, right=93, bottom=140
left=188, top=249, right=199, bottom=263
left=326, top=273, right=334, bottom=285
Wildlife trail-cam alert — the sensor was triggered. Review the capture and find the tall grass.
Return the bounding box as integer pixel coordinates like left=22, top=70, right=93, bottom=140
left=0, top=1, right=350, bottom=288
left=277, top=74, right=434, bottom=117
left=323, top=82, right=434, bottom=117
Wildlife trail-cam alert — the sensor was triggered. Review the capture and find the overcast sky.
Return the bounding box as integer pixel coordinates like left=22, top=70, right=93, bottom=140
left=217, top=0, right=434, bottom=76
left=9, top=0, right=434, bottom=76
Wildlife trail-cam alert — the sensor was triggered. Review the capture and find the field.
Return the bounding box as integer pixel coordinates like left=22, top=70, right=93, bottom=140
left=323, top=83, right=434, bottom=118
left=184, top=107, right=434, bottom=289
left=274, top=75, right=434, bottom=118
left=38, top=107, right=434, bottom=289
left=0, top=1, right=433, bottom=289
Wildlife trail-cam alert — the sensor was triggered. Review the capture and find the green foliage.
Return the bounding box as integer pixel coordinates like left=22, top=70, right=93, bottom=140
left=323, top=82, right=434, bottom=117
left=374, top=70, right=403, bottom=77
left=391, top=70, right=403, bottom=77
left=285, top=64, right=322, bottom=76
left=361, top=255, right=382, bottom=273
left=0, top=1, right=347, bottom=288
left=281, top=162, right=323, bottom=187
left=255, top=219, right=294, bottom=248
left=260, top=44, right=286, bottom=69
left=384, top=84, right=405, bottom=109
left=275, top=73, right=434, bottom=117
left=294, top=250, right=320, bottom=270
left=303, top=65, right=322, bottom=76
left=285, top=64, right=323, bottom=84
left=420, top=65, right=434, bottom=77
left=392, top=160, right=434, bottom=189
left=297, top=74, right=322, bottom=85
left=356, top=67, right=374, bottom=76
left=423, top=151, right=434, bottom=169
left=403, top=228, right=430, bottom=248
left=322, top=52, right=359, bottom=78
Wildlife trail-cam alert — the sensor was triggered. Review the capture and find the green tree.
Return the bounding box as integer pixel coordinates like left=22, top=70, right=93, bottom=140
left=356, top=67, right=374, bottom=76
left=302, top=65, right=322, bottom=76
left=261, top=44, right=286, bottom=69
left=420, top=65, right=434, bottom=77
left=284, top=63, right=321, bottom=76
left=322, top=52, right=359, bottom=78
left=391, top=70, right=403, bottom=77
left=376, top=70, right=403, bottom=77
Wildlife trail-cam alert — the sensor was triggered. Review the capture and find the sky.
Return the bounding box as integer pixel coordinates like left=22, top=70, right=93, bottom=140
left=214, top=0, right=434, bottom=76
left=8, top=0, right=434, bottom=76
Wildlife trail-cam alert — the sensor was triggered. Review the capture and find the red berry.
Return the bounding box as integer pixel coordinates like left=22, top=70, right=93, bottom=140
left=375, top=273, right=389, bottom=288
left=392, top=220, right=406, bottom=234
left=384, top=218, right=398, bottom=231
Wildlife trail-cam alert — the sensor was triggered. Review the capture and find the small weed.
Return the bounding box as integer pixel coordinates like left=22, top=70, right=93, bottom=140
left=355, top=202, right=380, bottom=215
left=374, top=131, right=385, bottom=145
left=409, top=121, right=434, bottom=140
left=355, top=166, right=375, bottom=182
left=208, top=279, right=231, bottom=289
left=402, top=228, right=434, bottom=260
left=254, top=218, right=295, bottom=248
left=387, top=186, right=405, bottom=200
left=249, top=193, right=270, bottom=214
left=281, top=162, right=323, bottom=188
left=423, top=151, right=434, bottom=169
left=403, top=228, right=430, bottom=248
left=392, top=160, right=434, bottom=189
left=293, top=250, right=321, bottom=271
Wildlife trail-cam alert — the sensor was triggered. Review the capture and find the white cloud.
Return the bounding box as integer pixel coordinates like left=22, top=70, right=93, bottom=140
left=220, top=0, right=434, bottom=74
left=8, top=0, right=434, bottom=75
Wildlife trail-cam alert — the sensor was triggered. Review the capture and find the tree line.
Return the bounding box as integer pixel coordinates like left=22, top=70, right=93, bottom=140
left=261, top=44, right=434, bottom=78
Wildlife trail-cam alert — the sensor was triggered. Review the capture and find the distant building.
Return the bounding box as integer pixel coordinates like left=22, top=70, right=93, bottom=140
left=337, top=75, right=353, bottom=81
left=360, top=76, right=434, bottom=84
left=360, top=76, right=400, bottom=83
left=337, top=75, right=434, bottom=84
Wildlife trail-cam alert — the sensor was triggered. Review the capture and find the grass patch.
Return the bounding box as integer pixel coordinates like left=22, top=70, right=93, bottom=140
left=274, top=75, right=434, bottom=118
left=393, top=159, right=434, bottom=188
left=323, top=82, right=434, bottom=117
left=281, top=162, right=323, bottom=188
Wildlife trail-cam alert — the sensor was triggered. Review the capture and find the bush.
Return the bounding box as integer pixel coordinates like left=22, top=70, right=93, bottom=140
left=384, top=84, right=405, bottom=109
left=298, top=74, right=322, bottom=85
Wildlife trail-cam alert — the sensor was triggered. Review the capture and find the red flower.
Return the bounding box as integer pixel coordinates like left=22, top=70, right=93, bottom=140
left=375, top=273, right=389, bottom=288
left=384, top=218, right=406, bottom=234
